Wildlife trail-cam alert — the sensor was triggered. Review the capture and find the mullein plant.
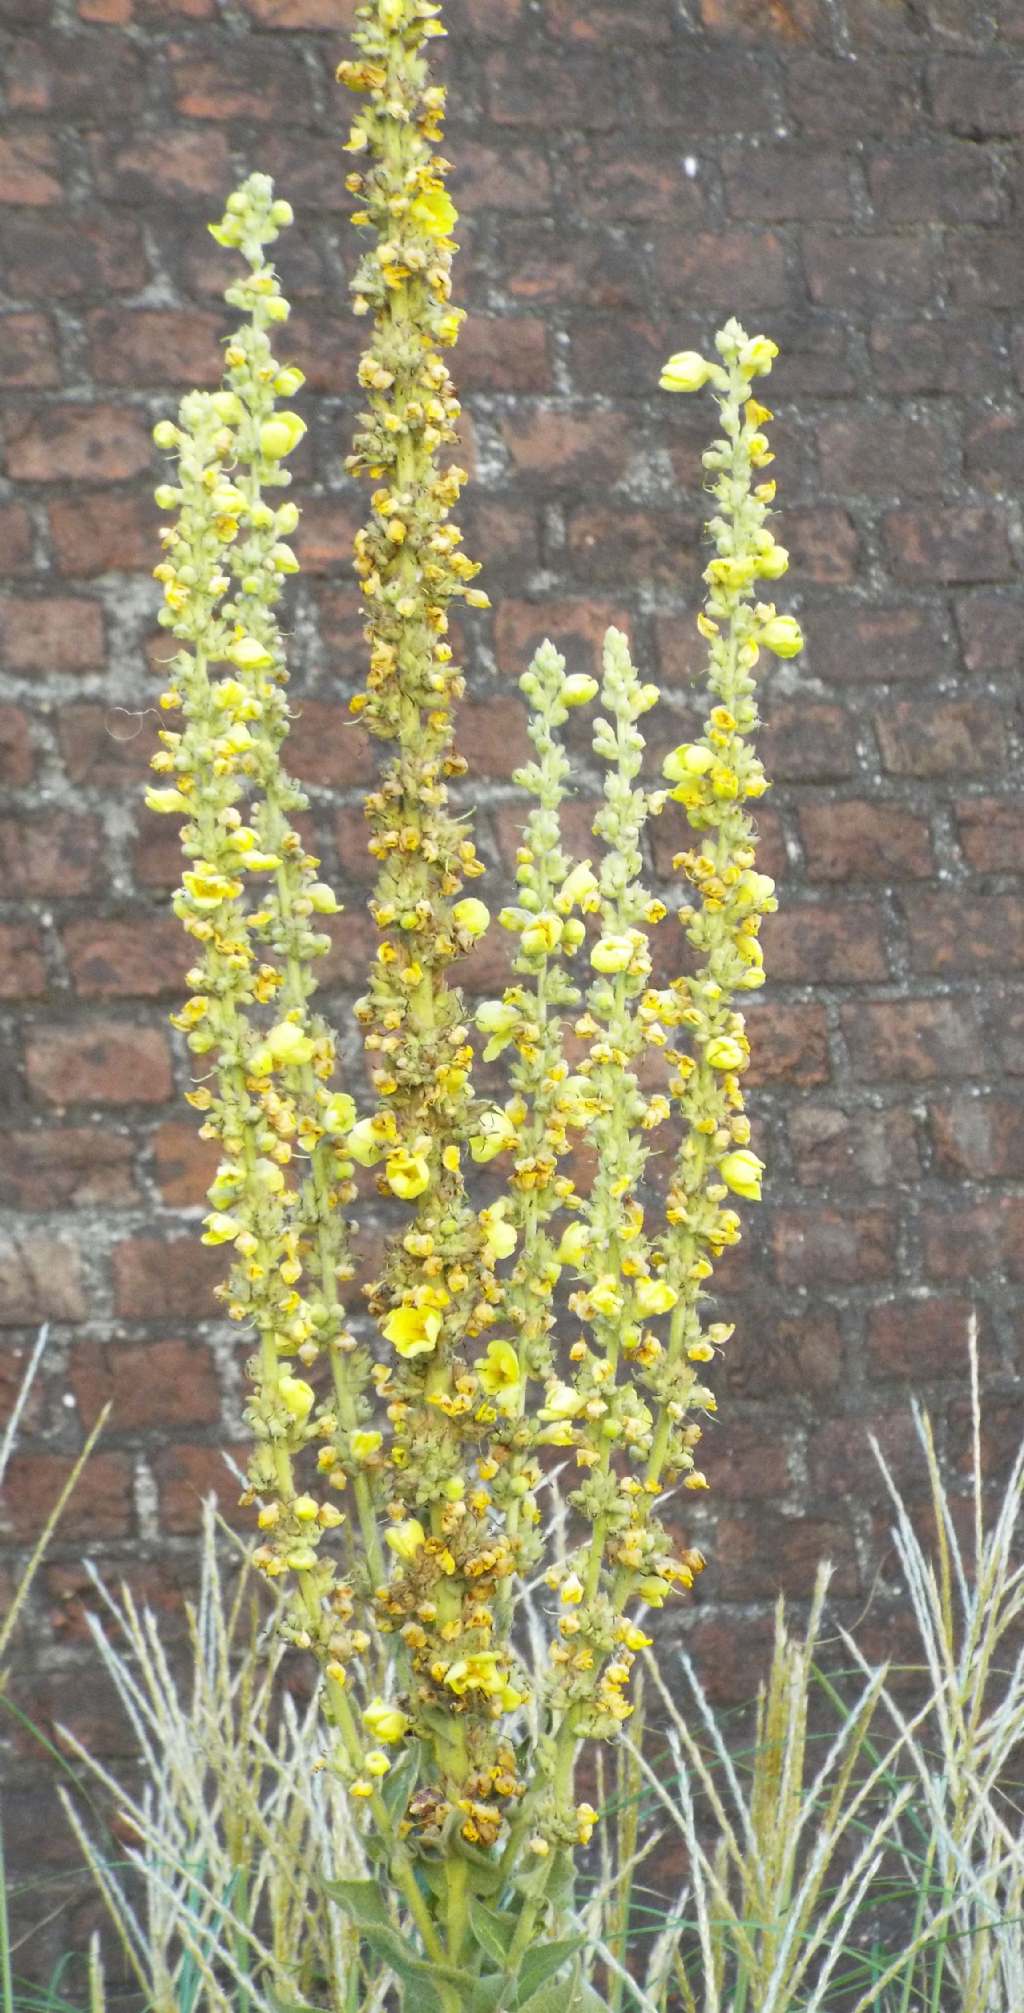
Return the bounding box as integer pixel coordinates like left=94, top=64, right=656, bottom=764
left=146, top=1, right=803, bottom=2002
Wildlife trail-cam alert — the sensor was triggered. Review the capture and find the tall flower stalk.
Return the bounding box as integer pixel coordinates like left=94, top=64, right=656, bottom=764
left=149, top=3, right=804, bottom=1994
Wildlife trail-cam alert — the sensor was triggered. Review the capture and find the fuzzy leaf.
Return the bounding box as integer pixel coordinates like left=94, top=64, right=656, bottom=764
left=469, top=1899, right=519, bottom=1966
left=514, top=1937, right=584, bottom=2007
left=467, top=1977, right=510, bottom=2013
left=322, top=1877, right=392, bottom=1930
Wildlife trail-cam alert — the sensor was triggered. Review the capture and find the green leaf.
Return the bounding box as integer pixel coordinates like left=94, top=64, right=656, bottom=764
left=514, top=1937, right=584, bottom=2007
left=322, top=1877, right=392, bottom=1931
left=381, top=1741, right=421, bottom=1821
left=518, top=1983, right=602, bottom=2013
left=359, top=1922, right=477, bottom=1997
left=467, top=1978, right=510, bottom=2013
left=469, top=1899, right=518, bottom=1966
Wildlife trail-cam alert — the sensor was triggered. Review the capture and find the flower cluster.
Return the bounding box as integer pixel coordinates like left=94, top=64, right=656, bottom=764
left=153, top=0, right=804, bottom=1981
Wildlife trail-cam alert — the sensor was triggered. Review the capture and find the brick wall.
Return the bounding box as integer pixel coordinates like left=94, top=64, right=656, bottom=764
left=2, top=0, right=1023, bottom=1964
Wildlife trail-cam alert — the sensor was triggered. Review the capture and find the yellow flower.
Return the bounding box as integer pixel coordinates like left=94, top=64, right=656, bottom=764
left=468, top=1109, right=518, bottom=1163
left=410, top=184, right=458, bottom=238
left=251, top=1021, right=316, bottom=1073
left=635, top=1276, right=677, bottom=1316
left=322, top=1092, right=357, bottom=1135
left=201, top=1211, right=241, bottom=1246
left=385, top=1518, right=426, bottom=1562
left=259, top=412, right=306, bottom=460
left=759, top=613, right=804, bottom=658
left=480, top=1205, right=517, bottom=1266
left=145, top=787, right=190, bottom=815
left=228, top=635, right=274, bottom=671
left=385, top=1148, right=431, bottom=1200
left=279, top=1376, right=315, bottom=1421
left=739, top=334, right=779, bottom=376
left=660, top=350, right=714, bottom=393
left=590, top=1274, right=624, bottom=1317
left=351, top=1429, right=383, bottom=1460
left=591, top=933, right=635, bottom=974
left=363, top=1697, right=410, bottom=1744
left=346, top=1115, right=395, bottom=1165
left=477, top=1340, right=522, bottom=1408
left=562, top=673, right=599, bottom=707
left=560, top=1572, right=584, bottom=1605
left=382, top=1304, right=442, bottom=1357
left=719, top=1149, right=765, bottom=1201
left=663, top=742, right=715, bottom=783
left=452, top=897, right=490, bottom=938
left=556, top=1220, right=590, bottom=1268
left=520, top=912, right=563, bottom=957
left=364, top=1749, right=391, bottom=1776
left=181, top=867, right=241, bottom=910
left=706, top=1035, right=746, bottom=1072
left=443, top=1651, right=504, bottom=1697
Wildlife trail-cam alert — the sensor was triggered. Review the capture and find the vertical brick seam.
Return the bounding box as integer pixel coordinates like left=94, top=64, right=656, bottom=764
left=1, top=0, right=1022, bottom=1958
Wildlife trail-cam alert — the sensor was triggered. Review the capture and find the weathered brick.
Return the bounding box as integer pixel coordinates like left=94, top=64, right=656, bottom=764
left=5, top=33, right=144, bottom=120
left=0, top=503, right=34, bottom=572
left=565, top=141, right=706, bottom=222
left=920, top=1198, right=1013, bottom=1280
left=701, top=0, right=825, bottom=32
left=47, top=486, right=171, bottom=575
left=964, top=409, right=1024, bottom=492
left=497, top=220, right=648, bottom=311
left=883, top=506, right=1015, bottom=584
left=87, top=308, right=225, bottom=387
left=0, top=707, right=33, bottom=787
left=871, top=314, right=1006, bottom=396
left=112, top=1234, right=224, bottom=1319
left=240, top=0, right=353, bottom=21
left=817, top=411, right=951, bottom=496
left=954, top=591, right=1023, bottom=674
left=0, top=133, right=62, bottom=205
left=784, top=508, right=859, bottom=583
left=714, top=1512, right=860, bottom=1600
left=500, top=406, right=632, bottom=484
left=841, top=996, right=985, bottom=1080
left=485, top=49, right=619, bottom=128
left=949, top=230, right=1024, bottom=308
left=869, top=143, right=1003, bottom=223
left=804, top=230, right=943, bottom=308
left=25, top=1022, right=173, bottom=1107
left=0, top=214, right=147, bottom=298
left=930, top=1094, right=1024, bottom=1177
left=1, top=1454, right=132, bottom=1539
left=0, top=813, right=103, bottom=896
left=808, top=1409, right=928, bottom=1506
left=167, top=41, right=311, bottom=121
left=5, top=404, right=151, bottom=484
left=643, top=50, right=778, bottom=130
left=90, top=129, right=231, bottom=204
left=788, top=1102, right=919, bottom=1186
left=568, top=507, right=700, bottom=587
left=0, top=1127, right=137, bottom=1210
left=724, top=1310, right=843, bottom=1397
left=759, top=703, right=856, bottom=780
left=803, top=602, right=952, bottom=684
left=152, top=1443, right=251, bottom=1534
left=955, top=797, right=1024, bottom=873
left=57, top=703, right=155, bottom=791
left=868, top=1297, right=975, bottom=1377
left=0, top=1233, right=85, bottom=1325
left=762, top=902, right=889, bottom=982
left=495, top=598, right=630, bottom=681
left=654, top=228, right=789, bottom=308
left=450, top=137, right=551, bottom=213
left=723, top=144, right=854, bottom=219
left=787, top=53, right=922, bottom=135
left=70, top=1338, right=220, bottom=1432
left=457, top=315, right=551, bottom=393
left=150, top=1119, right=219, bottom=1208
left=0, top=596, right=105, bottom=674
left=0, top=313, right=60, bottom=389
left=63, top=916, right=185, bottom=998
left=929, top=56, right=1024, bottom=135
left=0, top=924, right=47, bottom=999
left=772, top=1205, right=896, bottom=1286
left=875, top=700, right=1006, bottom=777
left=743, top=1002, right=830, bottom=1086
left=799, top=798, right=933, bottom=880
left=904, top=892, right=1024, bottom=973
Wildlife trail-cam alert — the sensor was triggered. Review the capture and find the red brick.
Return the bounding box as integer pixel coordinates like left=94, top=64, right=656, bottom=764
left=723, top=143, right=854, bottom=221
left=0, top=1128, right=137, bottom=1211
left=495, top=598, right=631, bottom=682
left=285, top=701, right=367, bottom=789
left=701, top=1416, right=792, bottom=1500
left=0, top=1234, right=86, bottom=1325
left=841, top=996, right=985, bottom=1080
left=566, top=315, right=669, bottom=397
left=920, top=1199, right=1013, bottom=1281
left=451, top=139, right=551, bottom=213
left=644, top=50, right=778, bottom=131
left=803, top=602, right=953, bottom=685
left=57, top=703, right=155, bottom=790
left=653, top=228, right=789, bottom=309
left=772, top=1206, right=896, bottom=1286
left=784, top=508, right=859, bottom=583
left=817, top=411, right=951, bottom=496
left=0, top=134, right=62, bottom=205
left=0, top=503, right=33, bottom=572
left=462, top=0, right=525, bottom=31
left=930, top=1094, right=1024, bottom=1177
left=0, top=923, right=47, bottom=999
left=787, top=53, right=922, bottom=136
left=799, top=798, right=932, bottom=880
left=90, top=129, right=231, bottom=204
left=964, top=410, right=1023, bottom=492
left=930, top=56, right=1024, bottom=135
left=804, top=230, right=942, bottom=307
left=568, top=507, right=700, bottom=588
left=545, top=0, right=671, bottom=36
left=86, top=308, right=225, bottom=388
left=701, top=0, right=824, bottom=30
left=152, top=1443, right=251, bottom=1534
left=463, top=497, right=540, bottom=576
left=488, top=222, right=643, bottom=313
left=69, top=1338, right=220, bottom=1432
left=63, top=916, right=185, bottom=998
left=955, top=797, right=1024, bottom=872
left=0, top=1454, right=132, bottom=1540
left=809, top=1409, right=927, bottom=1504
left=714, top=1512, right=860, bottom=1600
left=954, top=591, right=1023, bottom=675
left=868, top=1298, right=975, bottom=1378
left=0, top=214, right=147, bottom=298
left=292, top=497, right=360, bottom=575
left=875, top=700, right=1006, bottom=777
left=5, top=404, right=151, bottom=484
left=0, top=313, right=60, bottom=389
left=870, top=315, right=1007, bottom=395
left=150, top=1119, right=219, bottom=1208
left=565, top=142, right=705, bottom=222
left=500, top=407, right=632, bottom=484
left=485, top=49, right=619, bottom=129
left=334, top=806, right=375, bottom=886
left=762, top=903, right=889, bottom=983
left=112, top=1234, right=224, bottom=1320
left=869, top=144, right=1003, bottom=224
left=905, top=892, right=1024, bottom=974
left=25, top=1023, right=173, bottom=1107
left=168, top=42, right=310, bottom=121
left=307, top=587, right=364, bottom=672
left=240, top=0, right=351, bottom=21
left=0, top=706, right=33, bottom=787
left=80, top=0, right=215, bottom=14
left=948, top=1392, right=1024, bottom=1481
left=885, top=505, right=1015, bottom=584
left=724, top=1310, right=843, bottom=1398
left=457, top=315, right=551, bottom=393
left=949, top=231, right=1024, bottom=308
left=49, top=487, right=164, bottom=575
left=788, top=1103, right=919, bottom=1186
left=743, top=1002, right=830, bottom=1087
left=0, top=596, right=105, bottom=674
left=6, top=33, right=144, bottom=119
left=846, top=0, right=930, bottom=42
left=0, top=813, right=103, bottom=896
left=760, top=703, right=855, bottom=780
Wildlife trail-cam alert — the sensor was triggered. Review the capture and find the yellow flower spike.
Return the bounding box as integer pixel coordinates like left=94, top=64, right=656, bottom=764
left=227, top=636, right=275, bottom=672
left=443, top=1652, right=504, bottom=1697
